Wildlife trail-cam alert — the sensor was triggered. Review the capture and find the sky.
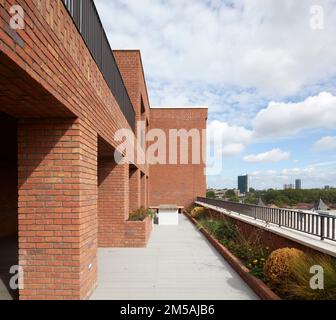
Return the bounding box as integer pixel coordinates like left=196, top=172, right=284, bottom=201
left=95, top=0, right=336, bottom=190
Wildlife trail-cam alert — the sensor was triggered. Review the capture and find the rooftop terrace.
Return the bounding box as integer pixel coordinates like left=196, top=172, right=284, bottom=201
left=91, top=214, right=258, bottom=300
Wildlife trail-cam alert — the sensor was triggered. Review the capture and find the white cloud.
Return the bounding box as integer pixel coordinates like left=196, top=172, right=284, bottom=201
left=249, top=162, right=336, bottom=190
left=155, top=90, right=336, bottom=165
left=220, top=144, right=245, bottom=157
left=207, top=92, right=336, bottom=143
left=241, top=48, right=298, bottom=95
left=208, top=120, right=252, bottom=144
left=95, top=0, right=336, bottom=187
left=313, top=136, right=336, bottom=151
left=96, top=0, right=336, bottom=103
left=253, top=92, right=336, bottom=139
left=209, top=160, right=336, bottom=190
left=205, top=92, right=336, bottom=162
left=207, top=120, right=252, bottom=157
left=281, top=167, right=315, bottom=175
left=244, top=148, right=290, bottom=163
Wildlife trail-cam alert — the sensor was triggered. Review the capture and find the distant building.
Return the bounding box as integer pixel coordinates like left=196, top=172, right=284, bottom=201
left=257, top=198, right=266, bottom=207
left=214, top=189, right=227, bottom=199
left=284, top=184, right=294, bottom=190
left=295, top=179, right=302, bottom=190
left=325, top=185, right=331, bottom=190
left=238, top=175, right=250, bottom=194
left=313, top=199, right=329, bottom=211
left=233, top=189, right=241, bottom=197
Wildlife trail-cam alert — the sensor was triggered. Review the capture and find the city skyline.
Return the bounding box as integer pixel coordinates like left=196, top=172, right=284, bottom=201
left=208, top=176, right=335, bottom=191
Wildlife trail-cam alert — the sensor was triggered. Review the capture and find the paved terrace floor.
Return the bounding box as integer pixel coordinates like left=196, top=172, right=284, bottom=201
left=91, top=214, right=258, bottom=300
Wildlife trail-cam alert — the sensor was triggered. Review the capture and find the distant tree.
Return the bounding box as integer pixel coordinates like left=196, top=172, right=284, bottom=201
left=206, top=190, right=216, bottom=199
left=225, top=189, right=236, bottom=198
left=228, top=196, right=240, bottom=203
left=256, top=188, right=336, bottom=207
left=249, top=188, right=256, bottom=193
left=208, top=188, right=336, bottom=207
left=244, top=194, right=258, bottom=205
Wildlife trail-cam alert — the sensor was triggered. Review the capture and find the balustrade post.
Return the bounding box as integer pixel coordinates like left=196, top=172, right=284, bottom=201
left=321, top=215, right=325, bottom=241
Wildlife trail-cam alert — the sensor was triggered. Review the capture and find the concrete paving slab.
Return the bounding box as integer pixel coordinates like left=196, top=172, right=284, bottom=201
left=91, top=214, right=258, bottom=300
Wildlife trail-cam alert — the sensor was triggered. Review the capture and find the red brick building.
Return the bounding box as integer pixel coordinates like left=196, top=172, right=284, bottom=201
left=149, top=108, right=208, bottom=208
left=0, top=0, right=206, bottom=300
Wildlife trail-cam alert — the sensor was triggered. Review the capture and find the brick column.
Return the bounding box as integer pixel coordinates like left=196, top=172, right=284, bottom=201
left=98, top=159, right=129, bottom=247
left=140, top=173, right=146, bottom=208
left=18, top=119, right=97, bottom=300
left=146, top=176, right=149, bottom=209
left=129, top=167, right=141, bottom=212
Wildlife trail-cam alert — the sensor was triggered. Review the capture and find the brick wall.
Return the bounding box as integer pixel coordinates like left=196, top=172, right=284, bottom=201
left=0, top=1, right=154, bottom=300
left=0, top=0, right=134, bottom=151
left=98, top=159, right=129, bottom=248
left=140, top=172, right=146, bottom=208
left=125, top=217, right=153, bottom=248
left=129, top=167, right=141, bottom=213
left=149, top=108, right=208, bottom=208
left=113, top=50, right=150, bottom=181
left=18, top=118, right=97, bottom=300
left=113, top=50, right=150, bottom=127
left=98, top=160, right=152, bottom=248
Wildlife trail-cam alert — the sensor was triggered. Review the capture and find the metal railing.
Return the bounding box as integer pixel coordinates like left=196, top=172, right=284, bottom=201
left=62, top=0, right=135, bottom=130
left=197, top=197, right=336, bottom=242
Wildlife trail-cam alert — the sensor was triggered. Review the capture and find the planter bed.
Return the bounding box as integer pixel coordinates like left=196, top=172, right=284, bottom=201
left=125, top=216, right=153, bottom=248
left=184, top=211, right=281, bottom=300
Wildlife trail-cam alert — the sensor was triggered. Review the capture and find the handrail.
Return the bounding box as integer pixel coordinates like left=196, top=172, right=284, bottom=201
left=62, top=0, right=136, bottom=131
left=197, top=197, right=336, bottom=242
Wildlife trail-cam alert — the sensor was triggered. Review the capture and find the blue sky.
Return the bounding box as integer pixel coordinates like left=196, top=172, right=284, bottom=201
left=95, top=0, right=336, bottom=190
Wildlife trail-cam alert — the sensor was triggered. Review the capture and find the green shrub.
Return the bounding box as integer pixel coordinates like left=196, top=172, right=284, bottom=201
left=186, top=204, right=197, bottom=214
left=287, top=254, right=336, bottom=300
left=129, top=207, right=154, bottom=221
left=264, top=248, right=336, bottom=300
left=227, top=229, right=270, bottom=280
left=191, top=207, right=206, bottom=220
left=264, top=248, right=306, bottom=291
left=199, top=219, right=269, bottom=279
left=198, top=218, right=270, bottom=279
left=199, top=219, right=238, bottom=242
left=195, top=213, right=336, bottom=300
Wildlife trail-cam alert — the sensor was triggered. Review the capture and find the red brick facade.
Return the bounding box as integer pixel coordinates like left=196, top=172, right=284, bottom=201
left=98, top=159, right=129, bottom=248
left=18, top=118, right=98, bottom=300
left=149, top=108, right=208, bottom=208
left=0, top=1, right=207, bottom=300
left=129, top=167, right=141, bottom=213
left=125, top=217, right=153, bottom=248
